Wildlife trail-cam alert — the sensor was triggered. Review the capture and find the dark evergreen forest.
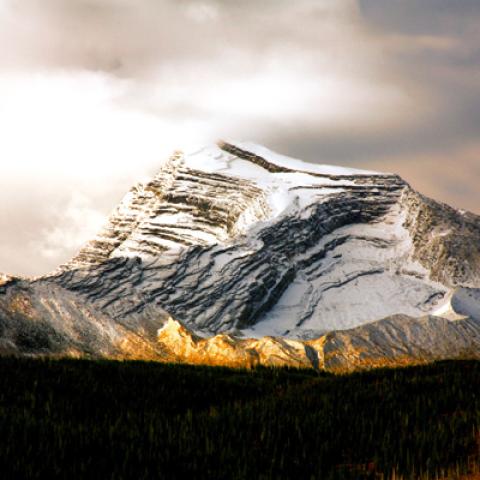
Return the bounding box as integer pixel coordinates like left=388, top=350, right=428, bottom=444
left=0, top=357, right=479, bottom=479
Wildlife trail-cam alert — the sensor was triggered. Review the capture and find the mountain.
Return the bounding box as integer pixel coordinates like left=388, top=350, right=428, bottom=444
left=1, top=141, right=480, bottom=371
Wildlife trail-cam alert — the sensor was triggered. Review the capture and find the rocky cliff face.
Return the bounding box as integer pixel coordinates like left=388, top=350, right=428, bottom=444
left=1, top=142, right=479, bottom=371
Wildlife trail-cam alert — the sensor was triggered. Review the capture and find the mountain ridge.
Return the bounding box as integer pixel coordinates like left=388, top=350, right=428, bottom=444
left=1, top=141, right=479, bottom=370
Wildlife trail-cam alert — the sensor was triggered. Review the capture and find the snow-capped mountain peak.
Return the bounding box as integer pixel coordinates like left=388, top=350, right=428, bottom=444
left=1, top=141, right=480, bottom=370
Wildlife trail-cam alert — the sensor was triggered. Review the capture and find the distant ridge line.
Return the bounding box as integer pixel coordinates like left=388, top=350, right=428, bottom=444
left=217, top=140, right=401, bottom=182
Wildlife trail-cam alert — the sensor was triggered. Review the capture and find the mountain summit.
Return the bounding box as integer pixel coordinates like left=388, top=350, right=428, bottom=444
left=1, top=142, right=480, bottom=371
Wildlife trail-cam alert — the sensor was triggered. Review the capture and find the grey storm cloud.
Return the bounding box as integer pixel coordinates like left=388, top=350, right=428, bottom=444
left=0, top=0, right=364, bottom=75
left=0, top=0, right=479, bottom=276
left=359, top=0, right=480, bottom=36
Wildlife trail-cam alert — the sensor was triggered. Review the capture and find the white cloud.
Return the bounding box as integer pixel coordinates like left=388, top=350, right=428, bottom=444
left=38, top=192, right=106, bottom=263
left=0, top=71, right=213, bottom=182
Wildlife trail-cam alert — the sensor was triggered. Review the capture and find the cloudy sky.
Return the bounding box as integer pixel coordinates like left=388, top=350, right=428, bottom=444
left=0, top=0, right=479, bottom=276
